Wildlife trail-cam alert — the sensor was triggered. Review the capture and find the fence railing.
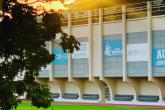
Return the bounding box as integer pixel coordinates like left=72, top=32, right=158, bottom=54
left=61, top=1, right=165, bottom=27
left=103, top=6, right=122, bottom=22
left=152, top=1, right=165, bottom=16
left=126, top=2, right=147, bottom=19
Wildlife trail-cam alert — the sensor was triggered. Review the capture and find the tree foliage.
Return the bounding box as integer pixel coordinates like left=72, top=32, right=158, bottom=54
left=0, top=0, right=80, bottom=110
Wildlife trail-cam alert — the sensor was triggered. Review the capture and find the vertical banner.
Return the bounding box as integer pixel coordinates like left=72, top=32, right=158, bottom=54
left=127, top=43, right=148, bottom=62
left=72, top=42, right=89, bottom=59
left=103, top=39, right=122, bottom=57
left=52, top=49, right=68, bottom=65
left=152, top=48, right=165, bottom=67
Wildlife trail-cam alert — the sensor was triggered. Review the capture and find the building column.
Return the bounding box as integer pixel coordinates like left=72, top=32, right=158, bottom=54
left=147, top=1, right=153, bottom=81
left=122, top=5, right=127, bottom=81
left=68, top=11, right=72, bottom=81
left=99, top=9, right=104, bottom=80
left=127, top=78, right=140, bottom=102
left=152, top=78, right=165, bottom=102
left=54, top=79, right=66, bottom=98
left=49, top=41, right=53, bottom=81
left=88, top=10, right=93, bottom=81
left=103, top=78, right=116, bottom=101
left=92, top=78, right=106, bottom=102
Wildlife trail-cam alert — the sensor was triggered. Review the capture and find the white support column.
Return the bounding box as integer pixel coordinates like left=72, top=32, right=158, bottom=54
left=99, top=9, right=104, bottom=80
left=147, top=1, right=152, bottom=81
left=88, top=10, right=93, bottom=81
left=68, top=11, right=72, bottom=81
left=122, top=5, right=127, bottom=81
left=49, top=41, right=53, bottom=81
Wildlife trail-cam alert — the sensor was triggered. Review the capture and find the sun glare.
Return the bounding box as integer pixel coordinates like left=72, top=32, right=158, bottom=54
left=64, top=0, right=74, bottom=5
left=17, top=0, right=75, bottom=13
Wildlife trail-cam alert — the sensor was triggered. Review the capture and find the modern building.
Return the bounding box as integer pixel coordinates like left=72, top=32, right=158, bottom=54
left=37, top=0, right=165, bottom=105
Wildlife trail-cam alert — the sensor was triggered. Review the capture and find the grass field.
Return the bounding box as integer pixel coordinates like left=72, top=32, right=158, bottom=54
left=13, top=102, right=163, bottom=110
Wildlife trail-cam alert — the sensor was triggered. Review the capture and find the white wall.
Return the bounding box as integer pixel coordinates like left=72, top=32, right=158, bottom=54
left=49, top=83, right=60, bottom=93
left=72, top=25, right=89, bottom=38
left=84, top=81, right=99, bottom=94
left=103, top=22, right=122, bottom=35
left=152, top=17, right=165, bottom=30
left=65, top=82, right=79, bottom=93
left=127, top=19, right=147, bottom=33
left=116, top=80, right=134, bottom=95
left=140, top=80, right=159, bottom=95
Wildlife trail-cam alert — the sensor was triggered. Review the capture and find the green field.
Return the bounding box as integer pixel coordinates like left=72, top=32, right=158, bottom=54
left=13, top=102, right=163, bottom=110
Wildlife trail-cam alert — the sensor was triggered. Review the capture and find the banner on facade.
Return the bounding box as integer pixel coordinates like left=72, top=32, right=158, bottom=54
left=127, top=43, right=148, bottom=62
left=103, top=39, right=122, bottom=57
left=52, top=49, right=68, bottom=65
left=152, top=48, right=165, bottom=67
left=72, top=42, right=89, bottom=59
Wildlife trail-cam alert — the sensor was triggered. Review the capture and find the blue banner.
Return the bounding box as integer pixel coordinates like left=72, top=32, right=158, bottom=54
left=152, top=48, right=165, bottom=67
left=52, top=49, right=68, bottom=65
left=103, top=39, right=122, bottom=57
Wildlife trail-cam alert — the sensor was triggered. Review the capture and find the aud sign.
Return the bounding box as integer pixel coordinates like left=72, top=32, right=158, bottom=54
left=152, top=48, right=165, bottom=67
left=127, top=43, right=148, bottom=62
left=103, top=39, right=122, bottom=57
left=52, top=49, right=68, bottom=65
left=72, top=42, right=89, bottom=59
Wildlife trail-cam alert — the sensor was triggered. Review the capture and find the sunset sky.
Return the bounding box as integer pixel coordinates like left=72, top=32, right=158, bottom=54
left=0, top=0, right=151, bottom=12
left=70, top=0, right=150, bottom=11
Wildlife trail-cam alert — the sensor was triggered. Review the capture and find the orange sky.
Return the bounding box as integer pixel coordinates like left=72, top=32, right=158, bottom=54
left=0, top=0, right=151, bottom=12
left=70, top=0, right=151, bottom=11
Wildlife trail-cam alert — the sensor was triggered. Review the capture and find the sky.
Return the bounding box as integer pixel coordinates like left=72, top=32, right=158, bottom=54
left=70, top=0, right=152, bottom=11
left=0, top=0, right=154, bottom=12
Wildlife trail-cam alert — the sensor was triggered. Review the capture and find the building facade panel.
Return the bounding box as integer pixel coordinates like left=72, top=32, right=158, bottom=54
left=103, top=35, right=123, bottom=77
left=127, top=19, right=148, bottom=33
left=38, top=69, right=49, bottom=78
left=152, top=30, right=165, bottom=76
left=127, top=32, right=148, bottom=77
left=72, top=37, right=89, bottom=77
left=53, top=42, right=68, bottom=77
left=103, top=22, right=122, bottom=35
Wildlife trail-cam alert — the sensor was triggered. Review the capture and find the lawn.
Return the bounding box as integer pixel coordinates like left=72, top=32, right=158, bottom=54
left=13, top=102, right=162, bottom=110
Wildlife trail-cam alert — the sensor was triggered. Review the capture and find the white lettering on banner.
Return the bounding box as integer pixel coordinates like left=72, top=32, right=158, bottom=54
left=152, top=48, right=165, bottom=67
left=104, top=46, right=122, bottom=56
left=72, top=42, right=89, bottom=59
left=156, top=60, right=165, bottom=66
left=103, top=39, right=122, bottom=57
left=127, top=43, right=148, bottom=62
left=157, top=49, right=165, bottom=59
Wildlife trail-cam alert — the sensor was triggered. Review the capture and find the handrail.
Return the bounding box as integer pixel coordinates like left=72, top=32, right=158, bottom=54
left=61, top=1, right=165, bottom=26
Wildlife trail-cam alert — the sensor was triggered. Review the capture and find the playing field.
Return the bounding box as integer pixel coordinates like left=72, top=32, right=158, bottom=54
left=14, top=102, right=163, bottom=110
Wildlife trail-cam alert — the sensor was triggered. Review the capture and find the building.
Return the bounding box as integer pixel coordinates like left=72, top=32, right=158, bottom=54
left=38, top=0, right=165, bottom=105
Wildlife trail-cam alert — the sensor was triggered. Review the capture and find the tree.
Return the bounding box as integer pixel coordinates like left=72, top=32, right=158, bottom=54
left=0, top=0, right=80, bottom=110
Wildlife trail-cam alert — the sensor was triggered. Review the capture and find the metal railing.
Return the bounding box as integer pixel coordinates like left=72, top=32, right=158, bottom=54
left=60, top=11, right=68, bottom=27
left=61, top=1, right=165, bottom=27
left=126, top=2, right=147, bottom=19
left=103, top=6, right=122, bottom=22
left=152, top=1, right=165, bottom=16
left=71, top=11, right=88, bottom=25
left=92, top=9, right=99, bottom=23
